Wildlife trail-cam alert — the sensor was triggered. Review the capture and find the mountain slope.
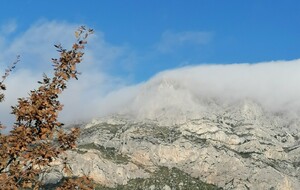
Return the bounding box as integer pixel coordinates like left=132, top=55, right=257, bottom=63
left=44, top=98, right=300, bottom=189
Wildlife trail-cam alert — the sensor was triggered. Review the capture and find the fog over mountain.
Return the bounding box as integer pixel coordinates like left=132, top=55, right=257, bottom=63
left=1, top=21, right=299, bottom=129
left=46, top=60, right=300, bottom=189
left=2, top=58, right=300, bottom=128
left=94, top=59, right=300, bottom=121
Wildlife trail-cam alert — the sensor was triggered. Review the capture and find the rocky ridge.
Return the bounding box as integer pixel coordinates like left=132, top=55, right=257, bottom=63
left=44, top=99, right=300, bottom=189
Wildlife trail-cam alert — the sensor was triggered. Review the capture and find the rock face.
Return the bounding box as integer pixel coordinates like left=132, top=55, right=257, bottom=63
left=44, top=99, right=300, bottom=190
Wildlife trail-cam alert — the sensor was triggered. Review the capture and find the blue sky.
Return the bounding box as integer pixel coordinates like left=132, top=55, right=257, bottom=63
left=1, top=0, right=300, bottom=81
left=1, top=0, right=300, bottom=127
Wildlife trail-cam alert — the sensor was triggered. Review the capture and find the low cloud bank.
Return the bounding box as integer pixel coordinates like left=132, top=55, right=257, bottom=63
left=148, top=59, right=300, bottom=112
left=1, top=20, right=300, bottom=130
left=3, top=57, right=300, bottom=128
left=101, top=59, right=300, bottom=120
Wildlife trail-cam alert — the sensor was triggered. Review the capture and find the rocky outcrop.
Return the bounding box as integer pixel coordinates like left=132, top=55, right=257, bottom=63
left=44, top=100, right=300, bottom=189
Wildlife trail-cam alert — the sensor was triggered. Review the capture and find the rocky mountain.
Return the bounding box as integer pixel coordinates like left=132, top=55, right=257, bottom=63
left=43, top=96, right=300, bottom=189
left=39, top=71, right=300, bottom=189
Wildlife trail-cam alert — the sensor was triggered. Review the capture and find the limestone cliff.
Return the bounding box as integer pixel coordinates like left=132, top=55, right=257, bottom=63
left=44, top=99, right=300, bottom=189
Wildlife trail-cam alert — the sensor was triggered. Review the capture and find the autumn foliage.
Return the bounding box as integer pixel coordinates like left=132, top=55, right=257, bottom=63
left=0, top=26, right=94, bottom=189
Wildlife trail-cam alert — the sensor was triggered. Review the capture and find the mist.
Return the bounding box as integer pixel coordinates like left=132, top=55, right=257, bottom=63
left=149, top=59, right=300, bottom=112
left=98, top=59, right=300, bottom=120
left=1, top=21, right=300, bottom=130
left=57, top=58, right=300, bottom=123
left=2, top=58, right=300, bottom=129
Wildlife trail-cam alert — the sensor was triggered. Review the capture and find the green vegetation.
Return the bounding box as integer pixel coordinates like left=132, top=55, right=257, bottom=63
left=95, top=166, right=221, bottom=190
left=77, top=143, right=130, bottom=164
left=151, top=127, right=182, bottom=143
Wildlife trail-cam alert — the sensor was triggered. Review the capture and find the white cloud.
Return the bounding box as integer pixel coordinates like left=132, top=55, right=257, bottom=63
left=81, top=59, right=300, bottom=123
left=1, top=20, right=300, bottom=131
left=1, top=21, right=76, bottom=72
left=0, top=20, right=17, bottom=35
left=121, top=59, right=300, bottom=120
left=157, top=31, right=213, bottom=53
left=0, top=21, right=132, bottom=130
